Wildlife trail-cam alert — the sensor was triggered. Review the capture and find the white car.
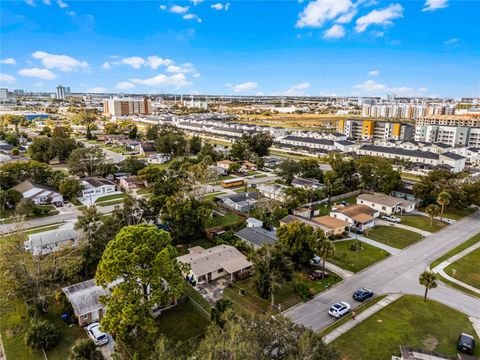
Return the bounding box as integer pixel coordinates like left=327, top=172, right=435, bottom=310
left=381, top=215, right=401, bottom=223
left=86, top=322, right=109, bottom=346
left=328, top=302, right=351, bottom=319
left=310, top=255, right=321, bottom=265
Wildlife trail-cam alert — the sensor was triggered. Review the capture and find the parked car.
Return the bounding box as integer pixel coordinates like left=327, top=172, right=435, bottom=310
left=353, top=288, right=373, bottom=302
left=457, top=333, right=475, bottom=355
left=310, top=255, right=321, bottom=265
left=86, top=322, right=109, bottom=346
left=308, top=269, right=329, bottom=280
left=381, top=215, right=401, bottom=223
left=328, top=302, right=351, bottom=319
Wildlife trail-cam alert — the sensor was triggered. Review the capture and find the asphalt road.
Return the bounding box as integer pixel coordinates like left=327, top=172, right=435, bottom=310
left=284, top=211, right=480, bottom=331
left=81, top=140, right=125, bottom=163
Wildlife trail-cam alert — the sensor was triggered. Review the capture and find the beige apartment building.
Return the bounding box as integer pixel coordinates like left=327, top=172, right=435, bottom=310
left=103, top=97, right=152, bottom=117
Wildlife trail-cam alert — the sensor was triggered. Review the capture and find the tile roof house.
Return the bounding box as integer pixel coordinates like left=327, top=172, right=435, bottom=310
left=330, top=204, right=379, bottom=231
left=279, top=214, right=350, bottom=237
left=176, top=245, right=252, bottom=284
left=11, top=180, right=63, bottom=205
left=357, top=193, right=416, bottom=215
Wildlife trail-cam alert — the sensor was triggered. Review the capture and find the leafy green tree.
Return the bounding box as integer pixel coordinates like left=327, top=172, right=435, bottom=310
left=198, top=142, right=220, bottom=162
left=155, top=125, right=187, bottom=156
left=278, top=159, right=301, bottom=184
left=95, top=225, right=186, bottom=342
left=245, top=133, right=273, bottom=157
left=228, top=162, right=241, bottom=173
left=299, top=159, right=323, bottom=181
left=0, top=160, right=59, bottom=190
left=128, top=124, right=138, bottom=139
left=436, top=191, right=451, bottom=220
left=425, top=203, right=440, bottom=227
left=210, top=298, right=233, bottom=327
left=15, top=198, right=34, bottom=216
left=315, top=239, right=335, bottom=279
left=419, top=271, right=437, bottom=302
left=0, top=189, right=22, bottom=212
left=252, top=244, right=293, bottom=308
left=28, top=137, right=52, bottom=162
left=59, top=178, right=82, bottom=200
left=119, top=157, right=146, bottom=175
left=25, top=320, right=60, bottom=350
left=327, top=153, right=358, bottom=192
left=146, top=124, right=160, bottom=141
left=230, top=139, right=250, bottom=160
left=70, top=339, right=104, bottom=360
left=277, top=222, right=318, bottom=264
left=68, top=147, right=106, bottom=176
left=189, top=135, right=202, bottom=155
left=356, top=156, right=402, bottom=194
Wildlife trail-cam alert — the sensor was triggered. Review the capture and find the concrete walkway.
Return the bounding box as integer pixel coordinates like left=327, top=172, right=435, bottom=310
left=348, top=232, right=401, bottom=255
left=323, top=293, right=403, bottom=344
left=320, top=261, right=355, bottom=279
left=469, top=317, right=480, bottom=340
left=375, top=219, right=432, bottom=237
left=431, top=240, right=480, bottom=296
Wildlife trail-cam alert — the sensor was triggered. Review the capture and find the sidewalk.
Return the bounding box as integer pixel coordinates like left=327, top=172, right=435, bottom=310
left=316, top=261, right=354, bottom=279
left=348, top=232, right=401, bottom=255
left=375, top=219, right=431, bottom=237
left=323, top=293, right=403, bottom=344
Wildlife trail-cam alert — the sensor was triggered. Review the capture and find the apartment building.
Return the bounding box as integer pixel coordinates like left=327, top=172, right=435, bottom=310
left=337, top=119, right=413, bottom=141
left=103, top=98, right=152, bottom=117
left=414, top=115, right=480, bottom=147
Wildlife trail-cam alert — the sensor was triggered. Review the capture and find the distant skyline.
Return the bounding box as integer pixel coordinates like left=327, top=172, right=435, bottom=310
left=1, top=0, right=479, bottom=98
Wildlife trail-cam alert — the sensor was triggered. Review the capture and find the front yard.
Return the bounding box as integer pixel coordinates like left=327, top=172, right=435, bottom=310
left=398, top=214, right=447, bottom=232
left=94, top=193, right=126, bottom=203
left=445, top=246, right=480, bottom=290
left=431, top=232, right=480, bottom=269
left=364, top=225, right=423, bottom=249
left=329, top=240, right=390, bottom=273
left=332, top=295, right=480, bottom=359
left=224, top=268, right=341, bottom=314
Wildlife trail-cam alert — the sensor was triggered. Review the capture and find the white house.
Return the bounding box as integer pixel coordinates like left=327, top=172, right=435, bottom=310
left=357, top=193, right=416, bottom=215
left=24, top=227, right=79, bottom=256
left=257, top=183, right=289, bottom=203
left=79, top=177, right=116, bottom=203
left=11, top=181, right=63, bottom=205
left=291, top=177, right=323, bottom=190
left=330, top=204, right=378, bottom=231
left=147, top=153, right=171, bottom=164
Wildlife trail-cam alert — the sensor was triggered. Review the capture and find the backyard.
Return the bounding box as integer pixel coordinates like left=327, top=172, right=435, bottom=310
left=445, top=247, right=480, bottom=290
left=332, top=295, right=480, bottom=359
left=329, top=240, right=390, bottom=273
left=207, top=209, right=243, bottom=228
left=313, top=195, right=359, bottom=216
left=398, top=214, right=447, bottom=232
left=364, top=225, right=423, bottom=249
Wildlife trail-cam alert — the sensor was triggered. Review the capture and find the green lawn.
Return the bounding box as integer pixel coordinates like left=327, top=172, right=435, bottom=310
left=207, top=210, right=243, bottom=228
left=398, top=214, right=447, bottom=232
left=332, top=295, right=480, bottom=360
left=445, top=247, right=480, bottom=290
left=364, top=225, right=423, bottom=249
left=203, top=191, right=227, bottom=201
left=224, top=269, right=341, bottom=314
left=312, top=196, right=358, bottom=216
left=96, top=199, right=125, bottom=207
left=137, top=187, right=152, bottom=195
left=156, top=300, right=210, bottom=343
left=25, top=224, right=62, bottom=235
left=431, top=233, right=480, bottom=269
left=233, top=187, right=258, bottom=194
left=94, top=193, right=125, bottom=203
left=182, top=281, right=211, bottom=314
left=441, top=207, right=477, bottom=221
left=329, top=240, right=390, bottom=273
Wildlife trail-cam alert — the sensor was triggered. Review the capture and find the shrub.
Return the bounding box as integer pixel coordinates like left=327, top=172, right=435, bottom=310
left=295, top=282, right=312, bottom=302
left=70, top=338, right=104, bottom=360
left=32, top=207, right=44, bottom=217
left=25, top=319, right=60, bottom=350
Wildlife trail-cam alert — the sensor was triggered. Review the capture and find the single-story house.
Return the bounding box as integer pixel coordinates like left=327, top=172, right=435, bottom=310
left=208, top=165, right=228, bottom=177
left=293, top=207, right=315, bottom=218
left=216, top=160, right=235, bottom=170
left=24, top=226, right=79, bottom=256
left=357, top=193, right=416, bottom=215
left=311, top=216, right=350, bottom=236
left=119, top=176, right=145, bottom=191
left=62, top=279, right=109, bottom=326
left=263, top=156, right=283, bottom=168
left=330, top=204, right=378, bottom=231
left=246, top=217, right=263, bottom=228
left=291, top=177, right=324, bottom=190
left=176, top=245, right=252, bottom=284
left=147, top=153, right=171, bottom=164
left=235, top=226, right=277, bottom=248
left=138, top=141, right=156, bottom=156
left=80, top=177, right=116, bottom=198
left=11, top=180, right=63, bottom=205
left=257, top=183, right=289, bottom=203
left=240, top=160, right=258, bottom=171
left=219, top=192, right=259, bottom=213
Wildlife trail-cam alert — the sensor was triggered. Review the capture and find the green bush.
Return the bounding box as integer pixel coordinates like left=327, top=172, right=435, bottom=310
left=295, top=282, right=312, bottom=301
left=32, top=207, right=44, bottom=217
left=70, top=338, right=104, bottom=360
left=25, top=319, right=60, bottom=350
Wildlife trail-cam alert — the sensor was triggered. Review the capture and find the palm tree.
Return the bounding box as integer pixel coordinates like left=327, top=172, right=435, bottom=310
left=425, top=204, right=440, bottom=227
left=317, top=239, right=336, bottom=279
left=436, top=191, right=451, bottom=221
left=70, top=338, right=104, bottom=360
left=419, top=271, right=438, bottom=302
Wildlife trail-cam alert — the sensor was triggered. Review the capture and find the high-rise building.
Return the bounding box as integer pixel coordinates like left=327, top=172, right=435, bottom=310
left=338, top=119, right=414, bottom=141
left=56, top=85, right=69, bottom=100
left=0, top=88, right=8, bottom=100
left=103, top=98, right=152, bottom=117
left=414, top=115, right=480, bottom=147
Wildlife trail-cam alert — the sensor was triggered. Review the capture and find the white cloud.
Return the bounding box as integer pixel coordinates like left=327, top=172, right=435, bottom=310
left=368, top=69, right=380, bottom=76
left=323, top=24, right=346, bottom=39
left=193, top=73, right=201, bottom=78
left=102, top=62, right=111, bottom=70
left=121, top=56, right=146, bottom=69
left=352, top=79, right=428, bottom=96
left=355, top=3, right=403, bottom=32
left=0, top=73, right=16, bottom=84
left=147, top=56, right=174, bottom=69
left=57, top=0, right=68, bottom=8
left=116, top=82, right=136, bottom=90
left=166, top=63, right=195, bottom=73
left=336, top=9, right=357, bottom=23
left=283, top=82, right=310, bottom=96
left=66, top=10, right=76, bottom=16
left=86, top=87, right=106, bottom=93
left=19, top=67, right=56, bottom=80
left=170, top=5, right=189, bottom=13
left=225, top=82, right=258, bottom=93
left=1, top=58, right=16, bottom=65
left=423, top=0, right=448, bottom=12
left=296, top=0, right=353, bottom=28
left=131, top=73, right=192, bottom=88
left=211, top=3, right=230, bottom=11
left=183, top=13, right=202, bottom=22
left=444, top=38, right=459, bottom=45
left=25, top=0, right=36, bottom=7
left=159, top=5, right=167, bottom=10
left=352, top=79, right=386, bottom=92
left=43, top=0, right=51, bottom=4
left=190, top=0, right=203, bottom=5
left=32, top=51, right=89, bottom=72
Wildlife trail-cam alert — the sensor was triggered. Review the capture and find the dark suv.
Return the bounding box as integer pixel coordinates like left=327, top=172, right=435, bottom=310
left=352, top=288, right=373, bottom=302
left=457, top=333, right=475, bottom=355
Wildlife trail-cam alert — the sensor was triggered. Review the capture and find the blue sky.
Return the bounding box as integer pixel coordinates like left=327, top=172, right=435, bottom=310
left=1, top=0, right=479, bottom=97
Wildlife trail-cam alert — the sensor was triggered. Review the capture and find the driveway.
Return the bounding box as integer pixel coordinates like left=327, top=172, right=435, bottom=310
left=284, top=211, right=480, bottom=332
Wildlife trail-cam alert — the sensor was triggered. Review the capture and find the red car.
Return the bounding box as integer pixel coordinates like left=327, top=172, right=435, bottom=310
left=308, top=269, right=329, bottom=280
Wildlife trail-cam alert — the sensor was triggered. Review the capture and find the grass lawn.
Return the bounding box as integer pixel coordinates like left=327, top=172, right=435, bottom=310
left=364, top=225, right=423, bottom=249
left=332, top=295, right=480, bottom=359
left=182, top=281, right=211, bottom=314
left=233, top=187, right=258, bottom=194
left=95, top=193, right=126, bottom=203
left=137, top=187, right=152, bottom=195
left=445, top=246, right=480, bottom=290
left=329, top=240, right=390, bottom=273
left=431, top=233, right=480, bottom=269
left=313, top=196, right=358, bottom=216
left=97, top=199, right=125, bottom=207
left=440, top=207, right=477, bottom=221
left=400, top=172, right=423, bottom=181
left=156, top=300, right=209, bottom=343
left=207, top=210, right=243, bottom=228
left=203, top=191, right=227, bottom=201
left=25, top=224, right=62, bottom=235
left=398, top=214, right=447, bottom=232
left=224, top=269, right=341, bottom=314
left=436, top=273, right=480, bottom=299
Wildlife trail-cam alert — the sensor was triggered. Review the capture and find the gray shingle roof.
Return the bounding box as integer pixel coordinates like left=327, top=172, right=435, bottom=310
left=235, top=227, right=277, bottom=247
left=359, top=145, right=439, bottom=160
left=281, top=136, right=334, bottom=146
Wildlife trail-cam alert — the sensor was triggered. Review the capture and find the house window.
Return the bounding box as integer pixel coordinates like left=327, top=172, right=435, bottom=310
left=218, top=268, right=224, bottom=273
left=382, top=206, right=386, bottom=210
left=82, top=314, right=88, bottom=320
